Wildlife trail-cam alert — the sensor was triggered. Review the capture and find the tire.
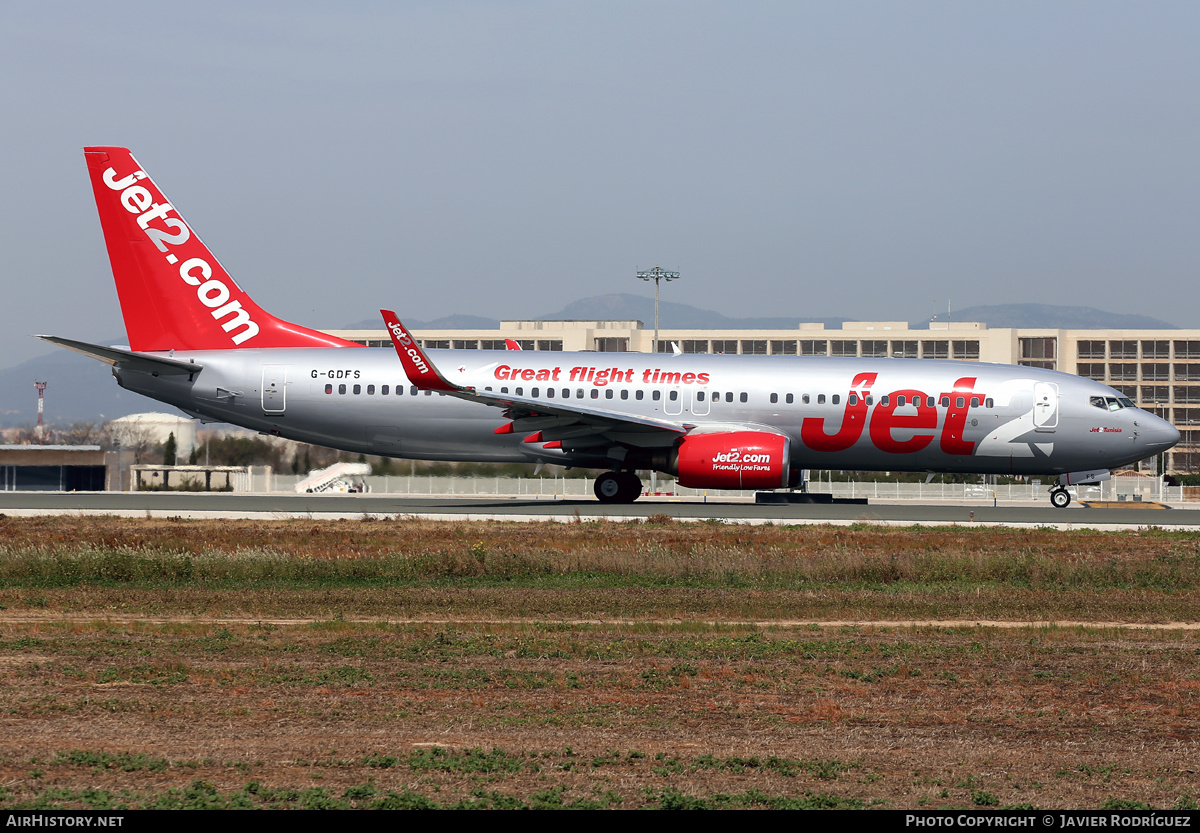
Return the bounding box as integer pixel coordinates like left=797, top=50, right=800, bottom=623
left=1050, top=488, right=1071, bottom=508
left=594, top=472, right=623, bottom=503
left=616, top=472, right=643, bottom=503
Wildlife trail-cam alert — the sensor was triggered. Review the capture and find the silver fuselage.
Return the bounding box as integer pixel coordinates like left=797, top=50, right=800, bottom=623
left=111, top=347, right=1180, bottom=477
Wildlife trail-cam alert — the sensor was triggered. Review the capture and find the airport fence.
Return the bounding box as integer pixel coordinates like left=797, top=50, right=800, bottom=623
left=266, top=473, right=1182, bottom=504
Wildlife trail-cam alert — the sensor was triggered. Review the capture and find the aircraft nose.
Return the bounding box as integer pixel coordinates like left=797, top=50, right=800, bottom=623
left=1142, top=414, right=1181, bottom=450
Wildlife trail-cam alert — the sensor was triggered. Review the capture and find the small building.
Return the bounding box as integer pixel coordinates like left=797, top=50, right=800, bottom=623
left=0, top=445, right=116, bottom=491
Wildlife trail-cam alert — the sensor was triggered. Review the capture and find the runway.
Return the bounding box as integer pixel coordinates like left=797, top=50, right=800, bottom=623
left=0, top=491, right=1197, bottom=530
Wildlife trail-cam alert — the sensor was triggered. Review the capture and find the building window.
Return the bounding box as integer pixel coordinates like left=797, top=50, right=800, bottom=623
left=1109, top=364, right=1138, bottom=381
left=891, top=341, right=917, bottom=358
left=594, top=337, right=628, bottom=352
left=681, top=340, right=709, bottom=354
left=1142, top=340, right=1170, bottom=359
left=452, top=340, right=477, bottom=350
left=1175, top=386, right=1200, bottom=404
left=1176, top=341, right=1200, bottom=360
left=770, top=340, right=797, bottom=355
left=1176, top=364, right=1200, bottom=381
left=1077, top=340, right=1106, bottom=359
left=952, top=340, right=980, bottom=360
left=922, top=341, right=949, bottom=360
left=1020, top=338, right=1056, bottom=360
left=1142, top=363, right=1169, bottom=382
left=536, top=340, right=562, bottom=351
left=421, top=340, right=449, bottom=349
left=711, top=340, right=738, bottom=354
left=479, top=340, right=507, bottom=350
left=1108, top=340, right=1137, bottom=360
left=1142, top=386, right=1170, bottom=404
left=831, top=340, right=857, bottom=357
left=1076, top=364, right=1105, bottom=381
left=741, top=340, right=767, bottom=355
left=861, top=340, right=888, bottom=357
left=800, top=340, right=827, bottom=356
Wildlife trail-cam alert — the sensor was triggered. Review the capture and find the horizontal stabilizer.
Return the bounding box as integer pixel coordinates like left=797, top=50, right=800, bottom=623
left=34, top=336, right=202, bottom=376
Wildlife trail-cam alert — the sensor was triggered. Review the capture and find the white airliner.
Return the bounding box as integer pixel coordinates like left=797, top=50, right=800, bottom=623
left=41, top=147, right=1180, bottom=507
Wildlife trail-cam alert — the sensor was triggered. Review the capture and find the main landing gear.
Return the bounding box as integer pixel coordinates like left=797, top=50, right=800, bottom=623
left=1050, top=487, right=1071, bottom=509
left=594, top=471, right=643, bottom=504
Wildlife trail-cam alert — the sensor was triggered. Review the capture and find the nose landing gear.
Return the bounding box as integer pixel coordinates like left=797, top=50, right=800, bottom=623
left=1050, top=488, right=1071, bottom=509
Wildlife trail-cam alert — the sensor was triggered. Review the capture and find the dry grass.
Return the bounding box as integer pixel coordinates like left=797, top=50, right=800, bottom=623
left=0, top=516, right=1199, bottom=809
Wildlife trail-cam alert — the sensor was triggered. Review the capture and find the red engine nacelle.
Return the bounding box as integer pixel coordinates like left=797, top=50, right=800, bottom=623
left=675, top=431, right=790, bottom=490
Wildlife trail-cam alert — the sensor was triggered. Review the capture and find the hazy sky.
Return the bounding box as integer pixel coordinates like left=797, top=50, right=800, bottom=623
left=2, top=2, right=1198, bottom=369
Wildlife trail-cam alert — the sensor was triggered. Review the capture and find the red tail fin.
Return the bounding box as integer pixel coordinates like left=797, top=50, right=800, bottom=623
left=84, top=147, right=361, bottom=351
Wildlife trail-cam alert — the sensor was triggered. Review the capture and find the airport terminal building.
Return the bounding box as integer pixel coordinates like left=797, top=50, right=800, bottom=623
left=331, top=318, right=1200, bottom=474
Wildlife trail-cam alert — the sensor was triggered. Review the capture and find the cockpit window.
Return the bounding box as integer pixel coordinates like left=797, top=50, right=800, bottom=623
left=1090, top=396, right=1136, bottom=411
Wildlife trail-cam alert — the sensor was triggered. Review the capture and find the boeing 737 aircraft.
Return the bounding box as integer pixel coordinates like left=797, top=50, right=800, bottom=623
left=41, top=147, right=1180, bottom=507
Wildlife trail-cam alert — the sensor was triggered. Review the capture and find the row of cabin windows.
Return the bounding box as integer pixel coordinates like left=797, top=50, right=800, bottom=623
left=768, top=393, right=991, bottom=408
left=489, top=386, right=750, bottom=403
left=326, top=384, right=433, bottom=396
left=324, top=383, right=991, bottom=410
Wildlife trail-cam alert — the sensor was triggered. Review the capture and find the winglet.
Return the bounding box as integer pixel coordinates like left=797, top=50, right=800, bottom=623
left=380, top=310, right=462, bottom=393
left=504, top=338, right=523, bottom=351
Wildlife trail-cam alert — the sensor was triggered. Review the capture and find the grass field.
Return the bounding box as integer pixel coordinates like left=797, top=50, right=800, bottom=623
left=1, top=515, right=1199, bottom=809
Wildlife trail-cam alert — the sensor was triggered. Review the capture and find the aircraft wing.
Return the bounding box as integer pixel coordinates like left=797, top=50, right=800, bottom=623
left=380, top=311, right=687, bottom=450
left=35, top=336, right=203, bottom=376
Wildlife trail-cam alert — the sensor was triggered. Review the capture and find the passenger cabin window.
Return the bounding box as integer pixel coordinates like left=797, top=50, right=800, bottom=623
left=740, top=392, right=748, bottom=403
left=621, top=390, right=628, bottom=400
left=652, top=391, right=661, bottom=401
left=770, top=393, right=778, bottom=404
left=785, top=393, right=793, bottom=404
left=325, top=384, right=332, bottom=394
left=338, top=384, right=347, bottom=394
left=817, top=394, right=826, bottom=404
